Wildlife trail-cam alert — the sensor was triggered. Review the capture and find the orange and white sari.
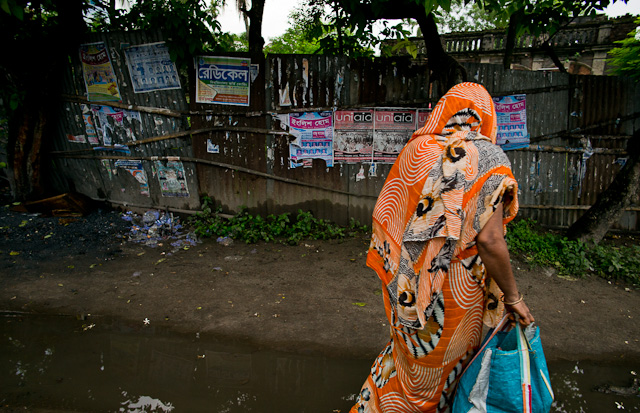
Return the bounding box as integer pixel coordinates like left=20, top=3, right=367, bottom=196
left=351, top=83, right=519, bottom=413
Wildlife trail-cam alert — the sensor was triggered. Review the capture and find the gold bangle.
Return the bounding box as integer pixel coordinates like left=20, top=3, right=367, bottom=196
left=502, top=292, right=524, bottom=306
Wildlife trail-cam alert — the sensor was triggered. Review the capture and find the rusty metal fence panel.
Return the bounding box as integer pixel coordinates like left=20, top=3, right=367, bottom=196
left=50, top=36, right=639, bottom=231
left=52, top=30, right=198, bottom=212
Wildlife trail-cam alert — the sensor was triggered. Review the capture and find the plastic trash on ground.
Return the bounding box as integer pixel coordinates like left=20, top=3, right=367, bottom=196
left=122, top=209, right=199, bottom=251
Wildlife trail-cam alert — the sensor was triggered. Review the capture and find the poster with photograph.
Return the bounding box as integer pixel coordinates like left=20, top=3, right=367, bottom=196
left=79, top=42, right=121, bottom=102
left=287, top=112, right=334, bottom=168
left=373, top=109, right=416, bottom=163
left=333, top=110, right=374, bottom=163
left=124, top=42, right=182, bottom=93
left=195, top=56, right=250, bottom=106
left=154, top=160, right=190, bottom=197
left=493, top=94, right=529, bottom=150
left=91, top=105, right=143, bottom=146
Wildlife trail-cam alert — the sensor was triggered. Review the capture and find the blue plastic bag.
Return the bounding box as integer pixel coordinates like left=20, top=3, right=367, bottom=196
left=452, top=316, right=554, bottom=413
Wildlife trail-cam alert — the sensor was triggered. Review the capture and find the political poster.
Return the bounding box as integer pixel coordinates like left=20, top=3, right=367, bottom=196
left=90, top=105, right=143, bottom=146
left=79, top=42, right=121, bottom=102
left=124, top=42, right=181, bottom=93
left=372, top=109, right=416, bottom=163
left=195, top=56, right=250, bottom=106
left=287, top=111, right=334, bottom=168
left=333, top=110, right=374, bottom=163
left=493, top=94, right=529, bottom=150
left=154, top=160, right=189, bottom=197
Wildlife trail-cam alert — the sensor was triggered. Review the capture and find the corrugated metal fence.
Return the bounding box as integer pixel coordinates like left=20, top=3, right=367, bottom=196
left=52, top=31, right=640, bottom=231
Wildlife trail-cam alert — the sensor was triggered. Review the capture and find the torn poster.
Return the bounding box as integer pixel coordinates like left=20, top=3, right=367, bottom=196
left=287, top=111, right=334, bottom=168
left=123, top=42, right=182, bottom=93
left=206, top=139, right=220, bottom=153
left=91, top=105, right=143, bottom=146
left=79, top=42, right=121, bottom=102
left=80, top=104, right=100, bottom=144
left=66, top=134, right=87, bottom=143
left=101, top=159, right=113, bottom=179
left=115, top=159, right=149, bottom=196
left=334, top=109, right=374, bottom=163
left=493, top=94, right=529, bottom=150
left=195, top=56, right=250, bottom=106
left=154, top=160, right=189, bottom=197
left=373, top=109, right=416, bottom=163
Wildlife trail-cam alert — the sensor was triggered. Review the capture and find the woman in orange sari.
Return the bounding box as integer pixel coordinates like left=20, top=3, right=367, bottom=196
left=351, top=83, right=534, bottom=413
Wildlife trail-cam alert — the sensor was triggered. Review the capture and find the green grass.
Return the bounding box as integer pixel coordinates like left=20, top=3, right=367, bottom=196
left=189, top=196, right=368, bottom=245
left=190, top=198, right=638, bottom=285
left=506, top=218, right=640, bottom=285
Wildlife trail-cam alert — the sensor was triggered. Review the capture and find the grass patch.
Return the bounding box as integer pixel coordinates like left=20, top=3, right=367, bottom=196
left=506, top=219, right=640, bottom=285
left=190, top=196, right=368, bottom=245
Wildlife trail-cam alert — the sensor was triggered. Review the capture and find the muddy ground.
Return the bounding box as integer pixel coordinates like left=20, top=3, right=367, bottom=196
left=0, top=199, right=639, bottom=364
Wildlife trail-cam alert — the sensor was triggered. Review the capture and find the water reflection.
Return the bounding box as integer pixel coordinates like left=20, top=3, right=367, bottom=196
left=1, top=314, right=639, bottom=412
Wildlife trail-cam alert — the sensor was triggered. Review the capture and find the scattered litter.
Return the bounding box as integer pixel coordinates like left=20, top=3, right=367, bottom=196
left=224, top=255, right=243, bottom=262
left=82, top=323, right=96, bottom=331
left=132, top=271, right=142, bottom=277
left=217, top=236, right=233, bottom=246
left=353, top=302, right=367, bottom=307
left=197, top=354, right=205, bottom=359
left=211, top=267, right=223, bottom=272
left=122, top=209, right=199, bottom=251
left=616, top=401, right=624, bottom=409
left=143, top=318, right=150, bottom=325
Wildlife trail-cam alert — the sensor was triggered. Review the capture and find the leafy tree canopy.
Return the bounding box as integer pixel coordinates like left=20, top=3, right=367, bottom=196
left=435, top=0, right=508, bottom=33
left=607, top=17, right=640, bottom=80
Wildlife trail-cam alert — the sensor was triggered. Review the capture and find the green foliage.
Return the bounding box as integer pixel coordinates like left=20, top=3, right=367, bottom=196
left=434, top=0, right=508, bottom=33
left=506, top=219, right=640, bottom=285
left=190, top=197, right=368, bottom=245
left=265, top=28, right=321, bottom=54
left=607, top=17, right=640, bottom=81
left=87, top=0, right=233, bottom=69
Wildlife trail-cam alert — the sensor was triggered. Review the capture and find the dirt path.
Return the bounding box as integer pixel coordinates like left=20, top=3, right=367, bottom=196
left=1, top=205, right=639, bottom=363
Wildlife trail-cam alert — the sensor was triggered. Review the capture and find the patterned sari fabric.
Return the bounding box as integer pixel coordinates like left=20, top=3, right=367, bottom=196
left=351, top=83, right=519, bottom=413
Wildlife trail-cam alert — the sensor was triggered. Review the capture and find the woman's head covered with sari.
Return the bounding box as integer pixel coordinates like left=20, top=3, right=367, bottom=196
left=413, top=81, right=498, bottom=144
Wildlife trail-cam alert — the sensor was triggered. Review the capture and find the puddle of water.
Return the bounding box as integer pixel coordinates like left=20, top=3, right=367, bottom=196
left=1, top=314, right=638, bottom=412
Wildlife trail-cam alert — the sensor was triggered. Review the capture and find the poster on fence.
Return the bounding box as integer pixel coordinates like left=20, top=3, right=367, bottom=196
left=287, top=111, right=334, bottom=168
left=80, top=104, right=100, bottom=145
left=373, top=109, right=416, bottom=163
left=124, top=42, right=182, bottom=93
left=195, top=56, right=250, bottom=106
left=416, top=108, right=432, bottom=129
left=493, top=94, right=529, bottom=150
left=90, top=105, right=143, bottom=146
left=333, top=110, right=374, bottom=163
left=79, top=42, right=121, bottom=102
left=154, top=160, right=190, bottom=197
left=115, top=159, right=149, bottom=196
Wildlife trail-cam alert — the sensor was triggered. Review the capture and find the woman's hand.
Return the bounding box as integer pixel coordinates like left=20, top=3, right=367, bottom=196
left=505, top=300, right=535, bottom=327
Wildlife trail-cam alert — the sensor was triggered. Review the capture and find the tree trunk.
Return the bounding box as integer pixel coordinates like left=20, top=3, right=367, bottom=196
left=3, top=0, right=85, bottom=202
left=246, top=0, right=265, bottom=58
left=7, top=102, right=49, bottom=201
left=541, top=41, right=567, bottom=73
left=503, top=12, right=520, bottom=70
left=566, top=129, right=640, bottom=243
left=414, top=13, right=466, bottom=96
